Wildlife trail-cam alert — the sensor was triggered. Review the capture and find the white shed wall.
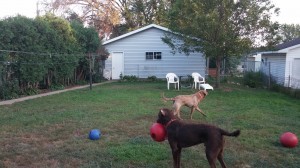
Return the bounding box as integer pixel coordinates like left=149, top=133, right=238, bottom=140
left=284, top=47, right=300, bottom=88
left=104, top=28, right=206, bottom=79
left=261, top=55, right=286, bottom=85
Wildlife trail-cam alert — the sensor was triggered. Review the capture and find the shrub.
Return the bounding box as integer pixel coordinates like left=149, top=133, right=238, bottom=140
left=121, top=75, right=138, bottom=82
left=243, top=71, right=263, bottom=88
left=0, top=79, right=20, bottom=100
left=23, top=88, right=39, bottom=96
left=50, top=84, right=65, bottom=91
left=147, top=76, right=158, bottom=82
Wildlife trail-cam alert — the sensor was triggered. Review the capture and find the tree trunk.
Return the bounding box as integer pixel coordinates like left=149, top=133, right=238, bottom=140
left=47, top=70, right=51, bottom=88
left=215, top=56, right=222, bottom=88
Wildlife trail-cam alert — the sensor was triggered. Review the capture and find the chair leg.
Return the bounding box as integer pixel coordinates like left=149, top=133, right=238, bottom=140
left=167, top=83, right=169, bottom=90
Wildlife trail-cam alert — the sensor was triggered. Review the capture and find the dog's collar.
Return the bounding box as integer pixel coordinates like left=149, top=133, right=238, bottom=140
left=165, top=119, right=177, bottom=128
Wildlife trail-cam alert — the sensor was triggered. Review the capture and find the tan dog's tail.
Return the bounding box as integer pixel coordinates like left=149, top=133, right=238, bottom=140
left=161, top=92, right=175, bottom=102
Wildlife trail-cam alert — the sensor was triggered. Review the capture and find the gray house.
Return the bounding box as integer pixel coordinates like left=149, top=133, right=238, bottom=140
left=102, top=24, right=206, bottom=80
left=251, top=38, right=300, bottom=89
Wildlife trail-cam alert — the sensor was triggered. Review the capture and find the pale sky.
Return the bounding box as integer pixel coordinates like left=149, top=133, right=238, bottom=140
left=0, top=0, right=299, bottom=25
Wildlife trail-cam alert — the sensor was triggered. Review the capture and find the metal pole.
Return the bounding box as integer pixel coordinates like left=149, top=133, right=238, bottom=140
left=268, top=62, right=271, bottom=89
left=89, top=53, right=92, bottom=90
left=0, top=66, right=3, bottom=100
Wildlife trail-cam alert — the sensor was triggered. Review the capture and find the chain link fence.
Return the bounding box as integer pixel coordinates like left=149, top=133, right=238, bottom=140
left=242, top=60, right=300, bottom=89
left=0, top=50, right=105, bottom=100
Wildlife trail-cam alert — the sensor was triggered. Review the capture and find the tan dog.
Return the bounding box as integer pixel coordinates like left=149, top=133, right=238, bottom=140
left=162, top=90, right=208, bottom=119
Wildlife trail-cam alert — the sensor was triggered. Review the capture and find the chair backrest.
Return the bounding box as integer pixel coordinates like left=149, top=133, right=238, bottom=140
left=103, top=69, right=112, bottom=80
left=166, top=73, right=178, bottom=82
left=192, top=72, right=204, bottom=82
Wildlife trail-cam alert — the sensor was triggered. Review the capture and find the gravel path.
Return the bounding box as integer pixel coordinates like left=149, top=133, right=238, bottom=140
left=0, top=81, right=113, bottom=106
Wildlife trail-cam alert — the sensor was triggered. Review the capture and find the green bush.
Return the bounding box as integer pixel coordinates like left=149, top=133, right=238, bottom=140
left=23, top=88, right=39, bottom=96
left=50, top=84, right=65, bottom=91
left=147, top=76, right=158, bottom=82
left=243, top=71, right=263, bottom=88
left=0, top=79, right=20, bottom=100
left=121, top=75, right=138, bottom=82
left=76, top=80, right=88, bottom=85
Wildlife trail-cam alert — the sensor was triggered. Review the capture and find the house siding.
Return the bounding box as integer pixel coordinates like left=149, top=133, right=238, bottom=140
left=261, top=55, right=286, bottom=85
left=284, top=47, right=300, bottom=88
left=104, top=27, right=206, bottom=79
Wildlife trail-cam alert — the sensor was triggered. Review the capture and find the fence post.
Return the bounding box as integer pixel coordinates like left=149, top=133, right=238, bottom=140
left=0, top=67, right=2, bottom=99
left=137, top=64, right=139, bottom=78
left=288, top=61, right=291, bottom=88
left=89, top=53, right=92, bottom=90
left=268, top=62, right=271, bottom=89
left=288, top=75, right=290, bottom=88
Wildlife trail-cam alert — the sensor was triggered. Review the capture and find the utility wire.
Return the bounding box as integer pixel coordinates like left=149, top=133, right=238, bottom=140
left=0, top=49, right=101, bottom=57
left=0, top=61, right=79, bottom=65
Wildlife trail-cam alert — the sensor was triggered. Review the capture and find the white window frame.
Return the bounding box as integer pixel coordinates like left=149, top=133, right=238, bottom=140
left=146, top=52, right=162, bottom=60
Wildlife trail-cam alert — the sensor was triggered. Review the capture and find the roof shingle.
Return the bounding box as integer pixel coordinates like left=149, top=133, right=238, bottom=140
left=275, top=38, right=300, bottom=50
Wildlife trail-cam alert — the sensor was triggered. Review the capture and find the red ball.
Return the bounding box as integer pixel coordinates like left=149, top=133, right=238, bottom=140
left=150, top=123, right=167, bottom=142
left=280, top=132, right=298, bottom=148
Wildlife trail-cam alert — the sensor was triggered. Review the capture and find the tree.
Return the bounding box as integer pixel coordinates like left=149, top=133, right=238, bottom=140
left=278, top=24, right=300, bottom=42
left=40, top=0, right=173, bottom=38
left=110, top=0, right=173, bottom=38
left=263, top=23, right=300, bottom=50
left=262, top=22, right=281, bottom=50
left=162, top=0, right=279, bottom=88
left=70, top=20, right=101, bottom=81
left=124, top=0, right=172, bottom=28
left=0, top=16, right=48, bottom=92
left=39, top=14, right=81, bottom=86
left=40, top=0, right=122, bottom=38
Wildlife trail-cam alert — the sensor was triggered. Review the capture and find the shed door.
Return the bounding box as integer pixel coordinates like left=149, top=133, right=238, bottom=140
left=112, top=52, right=124, bottom=80
left=292, top=58, right=300, bottom=80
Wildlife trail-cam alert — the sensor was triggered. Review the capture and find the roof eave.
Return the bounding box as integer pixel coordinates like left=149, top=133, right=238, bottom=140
left=102, top=24, right=170, bottom=45
left=278, top=44, right=300, bottom=52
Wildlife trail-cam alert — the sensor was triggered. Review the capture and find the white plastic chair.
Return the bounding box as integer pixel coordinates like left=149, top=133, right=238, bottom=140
left=166, top=73, right=180, bottom=90
left=192, top=72, right=205, bottom=89
left=103, top=69, right=112, bottom=80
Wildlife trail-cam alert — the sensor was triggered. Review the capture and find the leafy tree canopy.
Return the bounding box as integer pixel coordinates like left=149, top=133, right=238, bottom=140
left=0, top=14, right=101, bottom=96
left=278, top=24, right=300, bottom=42
left=162, top=0, right=279, bottom=87
left=40, top=0, right=173, bottom=38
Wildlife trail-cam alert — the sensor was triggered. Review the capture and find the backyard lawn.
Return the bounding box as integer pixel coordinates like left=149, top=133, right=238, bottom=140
left=0, top=81, right=299, bottom=168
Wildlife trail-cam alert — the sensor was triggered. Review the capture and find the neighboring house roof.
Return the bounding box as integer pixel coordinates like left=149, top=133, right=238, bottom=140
left=262, top=52, right=286, bottom=57
left=275, top=37, right=300, bottom=51
left=103, top=24, right=170, bottom=45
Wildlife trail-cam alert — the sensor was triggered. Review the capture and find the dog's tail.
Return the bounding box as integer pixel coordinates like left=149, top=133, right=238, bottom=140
left=220, top=129, right=240, bottom=137
left=161, top=92, right=175, bottom=102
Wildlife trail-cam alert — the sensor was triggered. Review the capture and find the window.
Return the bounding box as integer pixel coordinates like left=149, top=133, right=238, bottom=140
left=146, top=52, right=161, bottom=60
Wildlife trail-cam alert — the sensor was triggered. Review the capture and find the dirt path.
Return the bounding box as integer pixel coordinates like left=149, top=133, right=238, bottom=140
left=0, top=81, right=114, bottom=106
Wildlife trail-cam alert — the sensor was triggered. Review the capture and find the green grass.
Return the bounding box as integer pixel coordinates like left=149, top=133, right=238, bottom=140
left=0, top=81, right=299, bottom=168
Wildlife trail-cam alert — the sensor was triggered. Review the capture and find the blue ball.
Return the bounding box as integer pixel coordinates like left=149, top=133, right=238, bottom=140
left=89, top=129, right=101, bottom=140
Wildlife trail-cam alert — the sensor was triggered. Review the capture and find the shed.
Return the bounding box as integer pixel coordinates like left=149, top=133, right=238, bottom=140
left=260, top=38, right=300, bottom=89
left=102, top=24, right=206, bottom=80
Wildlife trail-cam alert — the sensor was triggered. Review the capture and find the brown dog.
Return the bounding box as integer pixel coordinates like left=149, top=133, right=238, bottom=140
left=162, top=90, right=208, bottom=119
left=157, top=108, right=240, bottom=168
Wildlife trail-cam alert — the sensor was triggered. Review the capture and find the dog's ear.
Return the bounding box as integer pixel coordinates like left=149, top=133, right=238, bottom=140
left=160, top=109, right=166, bottom=116
left=202, top=90, right=208, bottom=96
